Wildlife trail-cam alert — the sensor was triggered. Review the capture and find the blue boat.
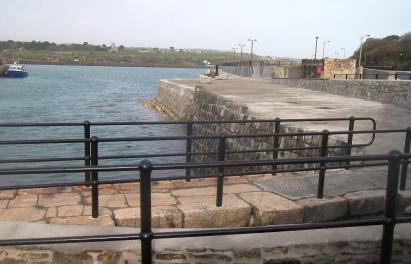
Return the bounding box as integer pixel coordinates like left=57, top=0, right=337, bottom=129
left=7, top=64, right=28, bottom=78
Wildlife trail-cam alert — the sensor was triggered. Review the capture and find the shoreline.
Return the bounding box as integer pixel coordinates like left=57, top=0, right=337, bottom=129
left=8, top=61, right=209, bottom=69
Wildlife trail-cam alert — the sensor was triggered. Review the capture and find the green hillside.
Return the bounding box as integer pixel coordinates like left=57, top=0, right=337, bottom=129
left=351, top=32, right=411, bottom=70
left=0, top=40, right=242, bottom=68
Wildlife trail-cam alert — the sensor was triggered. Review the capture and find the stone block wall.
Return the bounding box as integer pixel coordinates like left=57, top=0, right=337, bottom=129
left=363, top=68, right=411, bottom=80
left=272, top=78, right=411, bottom=109
left=152, top=80, right=361, bottom=175
left=154, top=79, right=197, bottom=119
left=221, top=63, right=302, bottom=78
left=363, top=68, right=396, bottom=80
left=2, top=224, right=411, bottom=263
left=273, top=65, right=304, bottom=78
left=221, top=64, right=252, bottom=77
left=190, top=97, right=359, bottom=175
left=323, top=58, right=356, bottom=79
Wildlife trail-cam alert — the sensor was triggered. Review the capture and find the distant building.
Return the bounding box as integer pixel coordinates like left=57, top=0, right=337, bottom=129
left=110, top=43, right=118, bottom=53
left=300, top=58, right=356, bottom=78
left=271, top=58, right=356, bottom=79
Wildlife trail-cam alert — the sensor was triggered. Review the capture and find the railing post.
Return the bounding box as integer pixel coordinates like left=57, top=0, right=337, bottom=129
left=345, top=116, right=355, bottom=169
left=400, top=127, right=411, bottom=190
left=394, top=73, right=398, bottom=80
left=90, top=136, right=99, bottom=218
left=333, top=74, right=336, bottom=79
left=317, top=130, right=329, bottom=199
left=185, top=121, right=193, bottom=182
left=345, top=74, right=348, bottom=79
left=84, top=121, right=91, bottom=187
left=216, top=134, right=225, bottom=207
left=376, top=74, right=378, bottom=79
left=272, top=118, right=280, bottom=175
left=139, top=160, right=153, bottom=264
left=380, top=150, right=401, bottom=264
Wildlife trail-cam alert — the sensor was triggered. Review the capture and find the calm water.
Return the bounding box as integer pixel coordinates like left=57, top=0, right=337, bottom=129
left=0, top=64, right=204, bottom=185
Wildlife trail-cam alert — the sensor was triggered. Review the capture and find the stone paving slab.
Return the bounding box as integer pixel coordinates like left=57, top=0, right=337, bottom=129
left=0, top=168, right=410, bottom=229
left=253, top=167, right=408, bottom=200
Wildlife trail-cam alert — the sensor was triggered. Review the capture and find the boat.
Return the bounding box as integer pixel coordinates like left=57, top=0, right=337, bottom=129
left=6, top=63, right=28, bottom=78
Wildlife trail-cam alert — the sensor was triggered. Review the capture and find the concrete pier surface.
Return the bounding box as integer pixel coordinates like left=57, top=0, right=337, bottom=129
left=172, top=76, right=411, bottom=154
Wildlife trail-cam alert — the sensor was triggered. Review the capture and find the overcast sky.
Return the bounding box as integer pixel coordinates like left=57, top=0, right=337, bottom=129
left=1, top=0, right=410, bottom=58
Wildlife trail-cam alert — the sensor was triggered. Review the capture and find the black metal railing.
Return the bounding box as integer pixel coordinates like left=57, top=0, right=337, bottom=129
left=333, top=73, right=411, bottom=80
left=0, top=118, right=410, bottom=264
left=0, top=117, right=378, bottom=187
left=220, top=60, right=300, bottom=67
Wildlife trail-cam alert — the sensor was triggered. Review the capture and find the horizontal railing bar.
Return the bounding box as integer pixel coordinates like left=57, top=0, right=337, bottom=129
left=226, top=146, right=321, bottom=154
left=278, top=117, right=375, bottom=122
left=0, top=152, right=214, bottom=164
left=0, top=218, right=387, bottom=246
left=94, top=129, right=400, bottom=143
left=0, top=180, right=93, bottom=190
left=153, top=218, right=386, bottom=239
left=222, top=166, right=320, bottom=177
left=0, top=139, right=88, bottom=145
left=0, top=165, right=140, bottom=175
left=334, top=73, right=411, bottom=76
left=0, top=233, right=141, bottom=246
left=0, top=143, right=370, bottom=163
left=152, top=154, right=392, bottom=170
left=326, top=162, right=389, bottom=170
left=0, top=117, right=375, bottom=127
left=0, top=154, right=393, bottom=175
left=0, top=128, right=402, bottom=145
left=100, top=152, right=188, bottom=160
left=395, top=217, right=411, bottom=224
left=217, top=161, right=391, bottom=178
left=0, top=159, right=403, bottom=191
left=0, top=123, right=84, bottom=127
left=0, top=156, right=86, bottom=164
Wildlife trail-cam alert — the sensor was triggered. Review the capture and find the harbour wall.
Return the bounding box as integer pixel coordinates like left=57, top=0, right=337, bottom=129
left=221, top=64, right=276, bottom=78
left=272, top=78, right=411, bottom=110
left=151, top=79, right=363, bottom=174
left=2, top=222, right=411, bottom=263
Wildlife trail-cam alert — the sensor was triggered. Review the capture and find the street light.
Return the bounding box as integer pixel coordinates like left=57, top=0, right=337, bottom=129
left=238, top=44, right=246, bottom=63
left=359, top=34, right=370, bottom=67
left=340, top=48, right=346, bottom=59
left=314, top=36, right=319, bottom=60
left=232, top=48, right=238, bottom=60
left=248, top=38, right=257, bottom=73
left=322, top=40, right=330, bottom=59
left=334, top=52, right=339, bottom=59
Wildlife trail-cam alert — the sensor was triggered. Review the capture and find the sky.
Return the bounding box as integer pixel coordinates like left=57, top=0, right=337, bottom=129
left=1, top=0, right=410, bottom=58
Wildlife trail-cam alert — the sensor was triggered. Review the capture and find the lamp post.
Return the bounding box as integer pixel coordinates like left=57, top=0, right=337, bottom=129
left=322, top=40, right=330, bottom=59
left=334, top=52, right=339, bottom=59
left=232, top=48, right=238, bottom=60
left=340, top=48, right=346, bottom=59
left=314, top=36, right=319, bottom=61
left=248, top=38, right=257, bottom=73
left=248, top=39, right=257, bottom=64
left=359, top=34, right=370, bottom=67
left=238, top=44, right=246, bottom=63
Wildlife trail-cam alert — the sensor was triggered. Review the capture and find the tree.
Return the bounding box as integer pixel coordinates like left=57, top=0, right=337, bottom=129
left=350, top=32, right=411, bottom=70
left=119, top=45, right=125, bottom=51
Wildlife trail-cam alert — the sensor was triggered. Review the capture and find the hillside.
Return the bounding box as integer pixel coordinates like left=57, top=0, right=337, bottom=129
left=0, top=40, right=249, bottom=68
left=351, top=32, right=411, bottom=70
